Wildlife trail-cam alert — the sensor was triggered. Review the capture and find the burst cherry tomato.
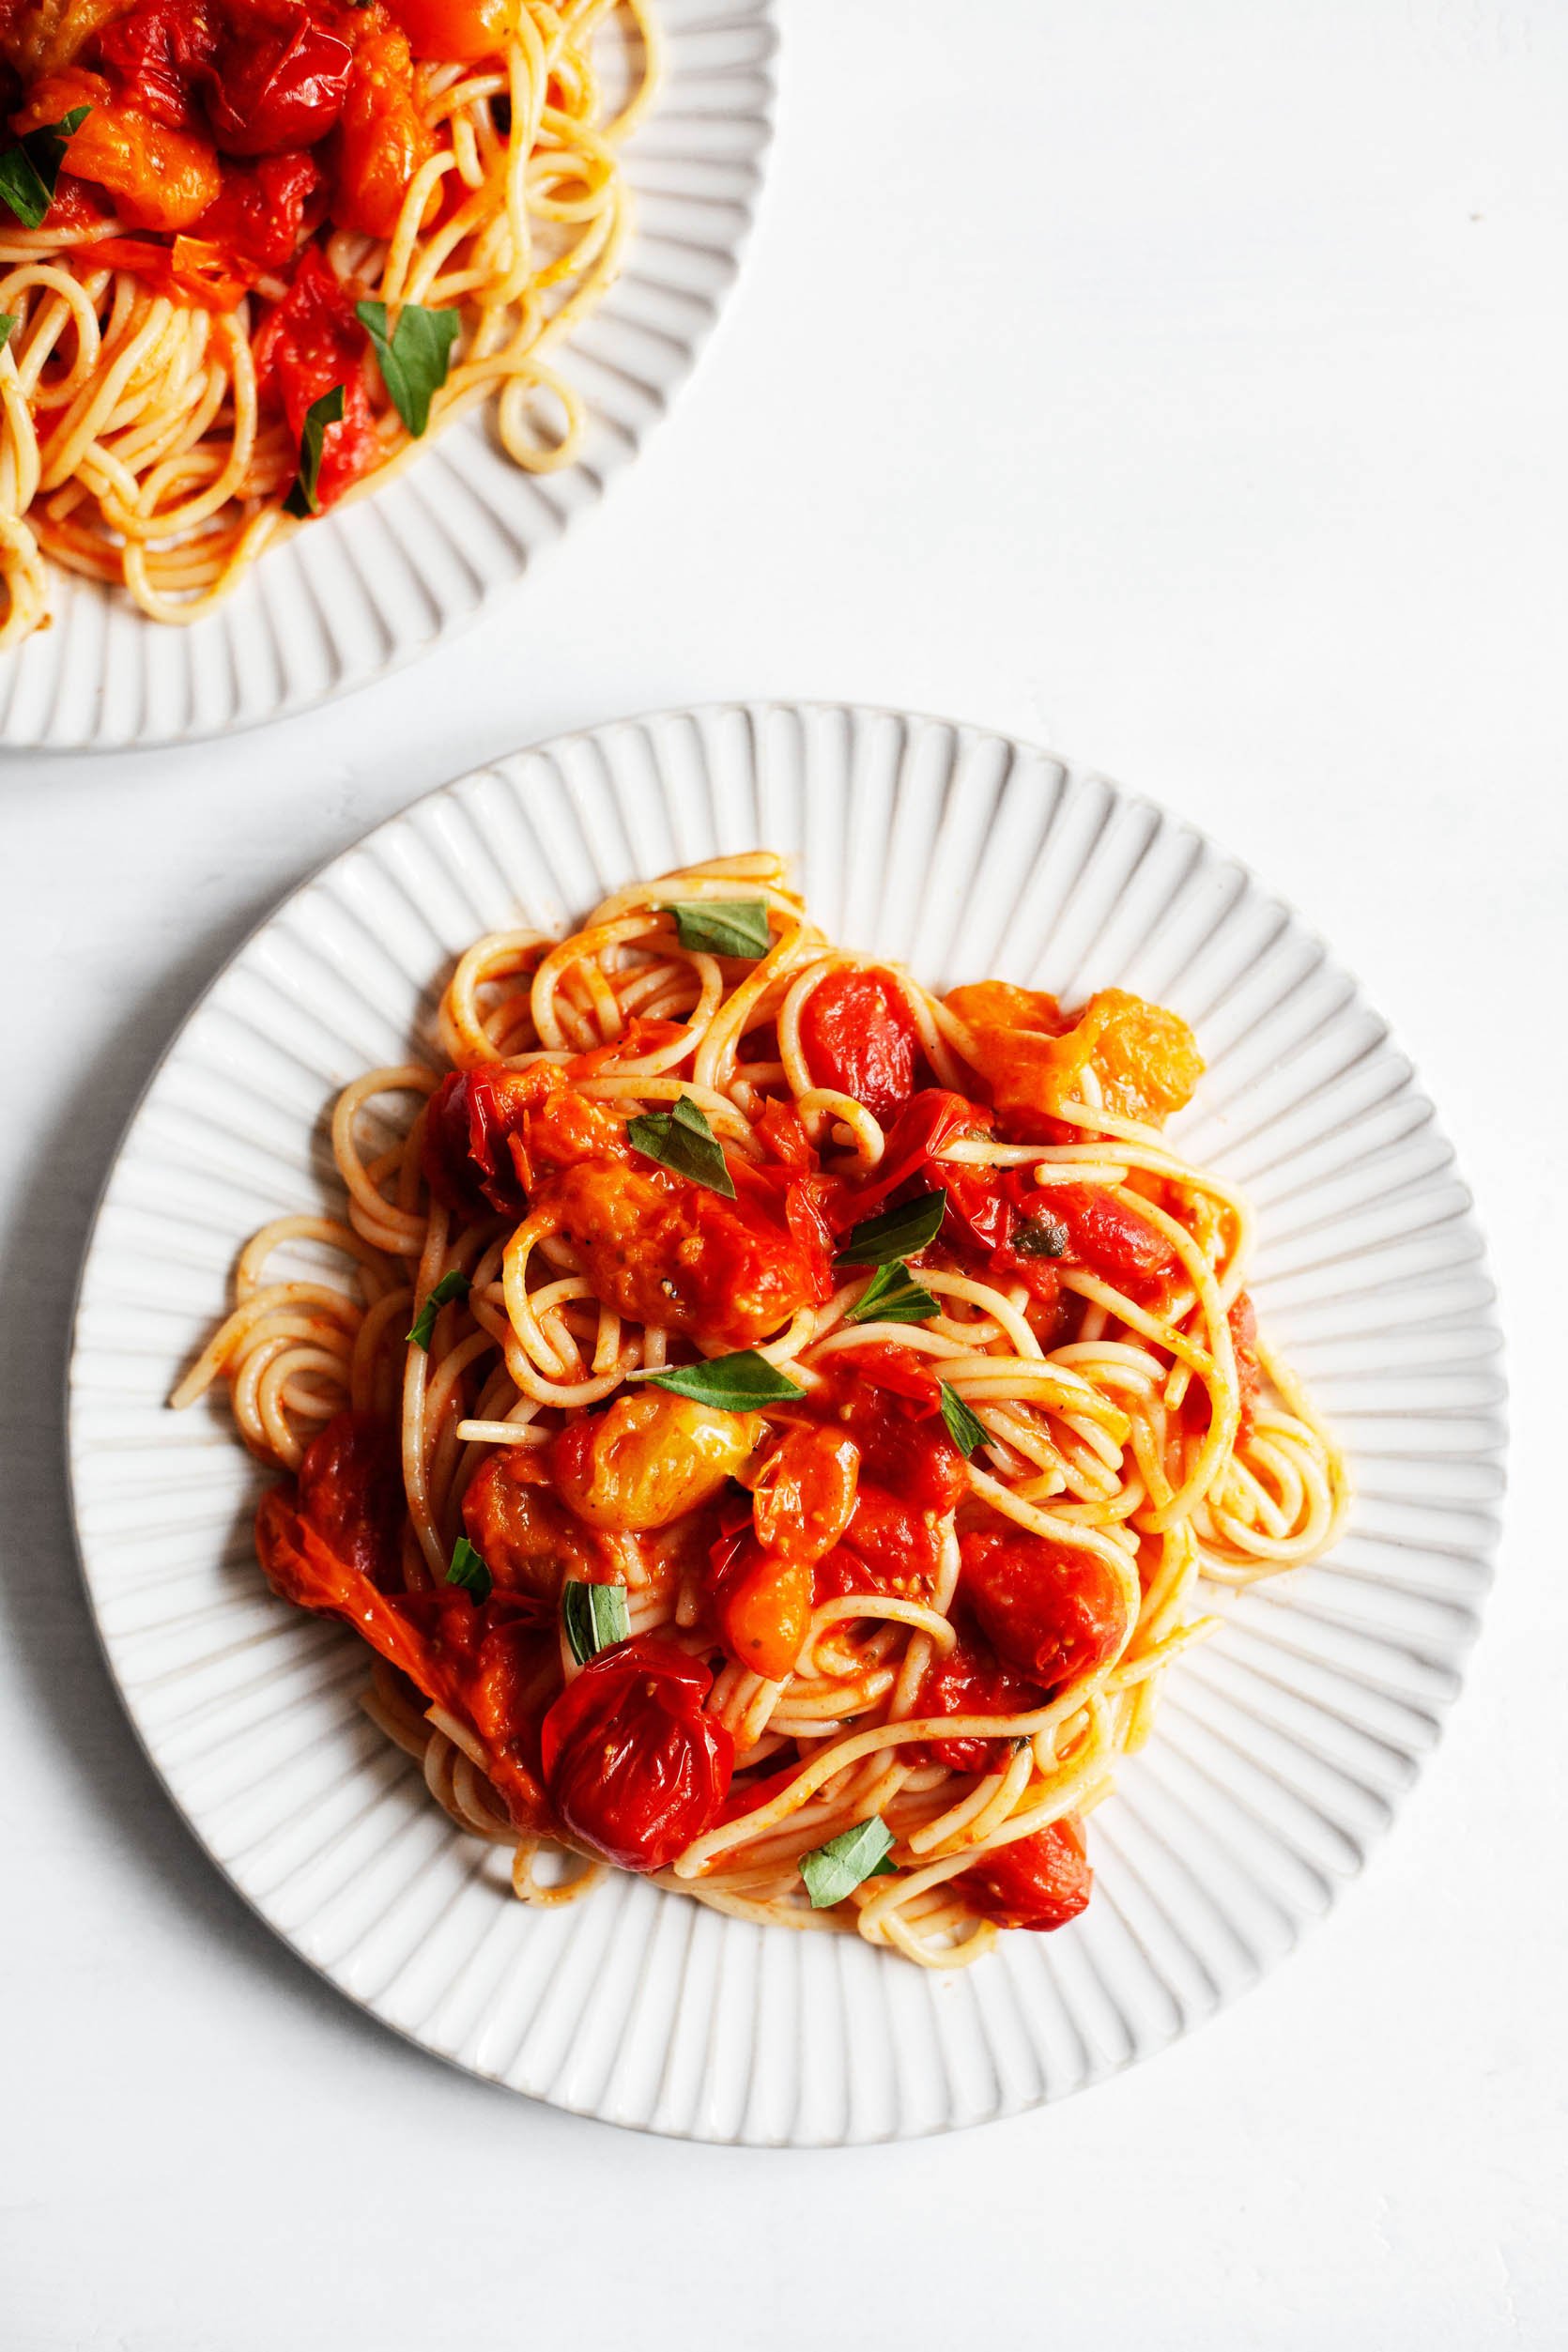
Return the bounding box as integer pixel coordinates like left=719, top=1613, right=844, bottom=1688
left=1047, top=1181, right=1179, bottom=1303
left=334, top=19, right=434, bottom=239
left=18, top=67, right=220, bottom=229
left=912, top=1610, right=1043, bottom=1772
left=959, top=1525, right=1129, bottom=1693
left=814, top=1352, right=967, bottom=1514
left=253, top=245, right=377, bottom=508
left=798, top=967, right=918, bottom=1122
left=205, top=7, right=353, bottom=158
left=461, top=1446, right=609, bottom=1601
left=386, top=0, right=514, bottom=61
left=751, top=1425, right=859, bottom=1565
left=295, top=1407, right=404, bottom=1590
left=539, top=1638, right=733, bottom=1871
left=196, top=149, right=322, bottom=269
left=957, top=1817, right=1092, bottom=1931
left=96, top=0, right=218, bottom=131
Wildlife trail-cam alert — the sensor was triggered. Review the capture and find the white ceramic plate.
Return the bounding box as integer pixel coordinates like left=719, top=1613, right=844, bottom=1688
left=68, top=704, right=1506, bottom=2144
left=0, top=6, right=776, bottom=753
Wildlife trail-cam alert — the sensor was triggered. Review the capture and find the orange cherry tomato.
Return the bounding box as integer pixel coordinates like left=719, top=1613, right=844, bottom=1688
left=334, top=20, right=436, bottom=239
left=714, top=1535, right=812, bottom=1683
left=19, top=67, right=220, bottom=231
left=550, top=1391, right=759, bottom=1531
left=385, top=0, right=515, bottom=62
left=751, top=1425, right=859, bottom=1566
left=461, top=1445, right=609, bottom=1601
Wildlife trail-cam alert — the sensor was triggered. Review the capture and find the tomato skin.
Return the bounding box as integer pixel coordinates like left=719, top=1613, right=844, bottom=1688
left=253, top=244, right=377, bottom=507
left=958, top=1817, right=1092, bottom=1931
left=96, top=0, right=218, bottom=131
left=295, top=1407, right=405, bottom=1590
left=333, top=19, right=433, bottom=239
left=799, top=967, right=918, bottom=1123
left=710, top=1533, right=812, bottom=1682
left=912, top=1612, right=1043, bottom=1772
left=959, top=1526, right=1129, bottom=1693
left=19, top=66, right=221, bottom=229
left=540, top=1637, right=733, bottom=1872
left=461, top=1445, right=609, bottom=1602
left=205, top=9, right=352, bottom=158
left=751, top=1424, right=859, bottom=1566
left=386, top=0, right=513, bottom=61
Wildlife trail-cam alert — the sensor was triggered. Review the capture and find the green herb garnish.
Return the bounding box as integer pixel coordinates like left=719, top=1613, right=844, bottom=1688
left=407, top=1267, right=470, bottom=1352
left=938, top=1382, right=988, bottom=1459
left=626, top=1093, right=736, bottom=1198
left=284, top=383, right=344, bottom=518
left=446, top=1535, right=492, bottom=1602
left=0, top=104, right=90, bottom=231
left=356, top=298, right=459, bottom=438
left=561, top=1578, right=631, bottom=1664
left=836, top=1189, right=946, bottom=1268
left=0, top=314, right=17, bottom=357
left=846, top=1261, right=939, bottom=1327
left=799, top=1816, right=898, bottom=1909
left=648, top=1350, right=806, bottom=1411
left=662, top=899, right=772, bottom=961
left=1012, top=1211, right=1069, bottom=1258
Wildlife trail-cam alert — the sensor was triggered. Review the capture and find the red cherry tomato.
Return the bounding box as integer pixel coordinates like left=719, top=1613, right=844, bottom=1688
left=461, top=1447, right=609, bottom=1602
left=1046, top=1181, right=1179, bottom=1303
left=958, top=1817, right=1092, bottom=1931
left=540, top=1638, right=733, bottom=1872
left=295, top=1407, right=404, bottom=1591
left=96, top=0, right=219, bottom=131
left=814, top=1353, right=967, bottom=1514
left=751, top=1425, right=859, bottom=1566
left=912, top=1612, right=1044, bottom=1772
left=799, top=967, right=918, bottom=1123
left=253, top=246, right=377, bottom=509
left=959, top=1525, right=1128, bottom=1693
left=205, top=8, right=353, bottom=158
left=196, top=148, right=322, bottom=269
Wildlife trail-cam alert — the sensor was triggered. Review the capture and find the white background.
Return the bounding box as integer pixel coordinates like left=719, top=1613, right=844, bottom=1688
left=2, top=1, right=1564, bottom=2344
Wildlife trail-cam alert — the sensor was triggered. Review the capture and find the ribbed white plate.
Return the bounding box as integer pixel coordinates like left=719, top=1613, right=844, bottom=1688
left=67, top=704, right=1505, bottom=2144
left=0, top=6, right=775, bottom=752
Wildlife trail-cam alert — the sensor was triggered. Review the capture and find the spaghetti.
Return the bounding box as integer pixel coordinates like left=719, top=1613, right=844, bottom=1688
left=174, top=853, right=1349, bottom=1969
left=0, top=0, right=654, bottom=644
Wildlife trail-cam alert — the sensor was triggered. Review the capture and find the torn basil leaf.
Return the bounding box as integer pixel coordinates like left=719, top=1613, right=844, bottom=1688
left=562, top=1578, right=631, bottom=1664
left=648, top=1350, right=805, bottom=1410
left=1012, top=1210, right=1069, bottom=1258
left=846, top=1260, right=939, bottom=1327
left=939, top=1382, right=988, bottom=1459
left=0, top=104, right=90, bottom=231
left=284, top=382, right=345, bottom=518
left=407, top=1267, right=470, bottom=1352
left=836, top=1188, right=946, bottom=1268
left=356, top=298, right=459, bottom=438
left=626, top=1093, right=736, bottom=1198
left=662, top=898, right=771, bottom=961
left=446, top=1535, right=492, bottom=1602
left=799, top=1816, right=897, bottom=1909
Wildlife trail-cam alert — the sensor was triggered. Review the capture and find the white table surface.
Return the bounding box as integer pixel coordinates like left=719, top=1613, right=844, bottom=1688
left=3, top=2, right=1564, bottom=2344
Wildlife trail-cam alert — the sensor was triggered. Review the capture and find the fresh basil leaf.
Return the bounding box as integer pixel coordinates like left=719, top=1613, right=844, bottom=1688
left=939, top=1381, right=988, bottom=1459
left=846, top=1260, right=938, bottom=1327
left=356, top=298, right=459, bottom=438
left=0, top=314, right=16, bottom=357
left=662, top=898, right=771, bottom=961
left=837, top=1188, right=945, bottom=1268
left=648, top=1349, right=805, bottom=1410
left=799, top=1816, right=897, bottom=1909
left=446, top=1534, right=492, bottom=1602
left=283, top=382, right=345, bottom=518
left=626, top=1092, right=736, bottom=1198
left=1012, top=1210, right=1068, bottom=1258
left=0, top=104, right=90, bottom=230
left=407, top=1267, right=470, bottom=1352
left=561, top=1578, right=631, bottom=1664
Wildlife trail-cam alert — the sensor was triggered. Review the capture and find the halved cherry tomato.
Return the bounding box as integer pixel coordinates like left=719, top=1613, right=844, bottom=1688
left=539, top=1637, right=732, bottom=1871
left=386, top=0, right=513, bottom=61
left=957, top=1816, right=1092, bottom=1931
left=710, top=1533, right=812, bottom=1682
left=798, top=967, right=918, bottom=1123
left=751, top=1425, right=859, bottom=1565
left=958, top=1525, right=1129, bottom=1693
left=461, top=1445, right=609, bottom=1601
left=911, top=1609, right=1043, bottom=1772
